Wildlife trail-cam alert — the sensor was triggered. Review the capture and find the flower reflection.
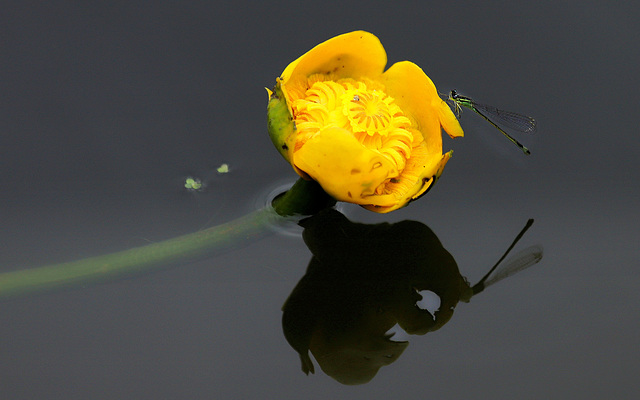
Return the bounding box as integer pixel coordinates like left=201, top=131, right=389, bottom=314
left=281, top=209, right=542, bottom=385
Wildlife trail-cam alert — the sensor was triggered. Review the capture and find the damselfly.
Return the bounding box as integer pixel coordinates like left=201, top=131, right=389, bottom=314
left=448, top=89, right=537, bottom=155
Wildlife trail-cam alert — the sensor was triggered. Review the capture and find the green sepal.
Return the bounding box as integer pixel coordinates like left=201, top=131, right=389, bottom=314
left=267, top=81, right=296, bottom=162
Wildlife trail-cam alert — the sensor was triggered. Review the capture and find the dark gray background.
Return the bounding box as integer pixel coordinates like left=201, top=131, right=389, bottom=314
left=1, top=1, right=638, bottom=399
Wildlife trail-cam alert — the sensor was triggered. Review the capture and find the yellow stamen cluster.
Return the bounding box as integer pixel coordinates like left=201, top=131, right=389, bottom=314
left=291, top=75, right=415, bottom=191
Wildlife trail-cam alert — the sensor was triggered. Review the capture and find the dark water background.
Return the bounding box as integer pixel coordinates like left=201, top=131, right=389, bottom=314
left=1, top=1, right=638, bottom=399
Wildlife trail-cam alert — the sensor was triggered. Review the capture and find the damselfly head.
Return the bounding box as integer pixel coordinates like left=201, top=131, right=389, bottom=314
left=446, top=90, right=463, bottom=116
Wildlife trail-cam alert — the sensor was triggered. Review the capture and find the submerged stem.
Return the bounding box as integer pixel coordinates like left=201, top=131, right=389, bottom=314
left=0, top=178, right=334, bottom=298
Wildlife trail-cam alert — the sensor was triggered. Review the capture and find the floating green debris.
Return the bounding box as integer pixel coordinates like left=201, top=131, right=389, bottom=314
left=184, top=177, right=203, bottom=190
left=217, top=163, right=229, bottom=174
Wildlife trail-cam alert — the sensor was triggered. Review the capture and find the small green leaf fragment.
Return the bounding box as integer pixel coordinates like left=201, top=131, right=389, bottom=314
left=217, top=163, right=229, bottom=174
left=185, top=177, right=203, bottom=190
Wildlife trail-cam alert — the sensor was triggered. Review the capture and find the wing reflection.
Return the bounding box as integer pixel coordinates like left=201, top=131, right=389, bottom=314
left=281, top=209, right=542, bottom=385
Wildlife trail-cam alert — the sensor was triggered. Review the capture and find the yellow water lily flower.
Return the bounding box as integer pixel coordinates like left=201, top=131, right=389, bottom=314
left=267, top=31, right=463, bottom=213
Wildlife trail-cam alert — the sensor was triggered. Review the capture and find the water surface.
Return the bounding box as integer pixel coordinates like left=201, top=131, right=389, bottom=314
left=1, top=1, right=638, bottom=399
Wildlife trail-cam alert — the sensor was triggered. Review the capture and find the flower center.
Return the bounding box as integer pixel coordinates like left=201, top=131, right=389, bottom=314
left=346, top=91, right=392, bottom=134
left=291, top=76, right=414, bottom=178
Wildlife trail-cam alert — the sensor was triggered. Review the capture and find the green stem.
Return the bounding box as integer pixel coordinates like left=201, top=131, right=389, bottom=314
left=0, top=178, right=334, bottom=298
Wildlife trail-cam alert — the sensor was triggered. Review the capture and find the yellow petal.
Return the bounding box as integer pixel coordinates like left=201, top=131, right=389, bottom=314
left=293, top=126, right=398, bottom=206
left=437, top=100, right=465, bottom=139
left=280, top=31, right=387, bottom=111
left=362, top=151, right=452, bottom=213
left=381, top=61, right=463, bottom=146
